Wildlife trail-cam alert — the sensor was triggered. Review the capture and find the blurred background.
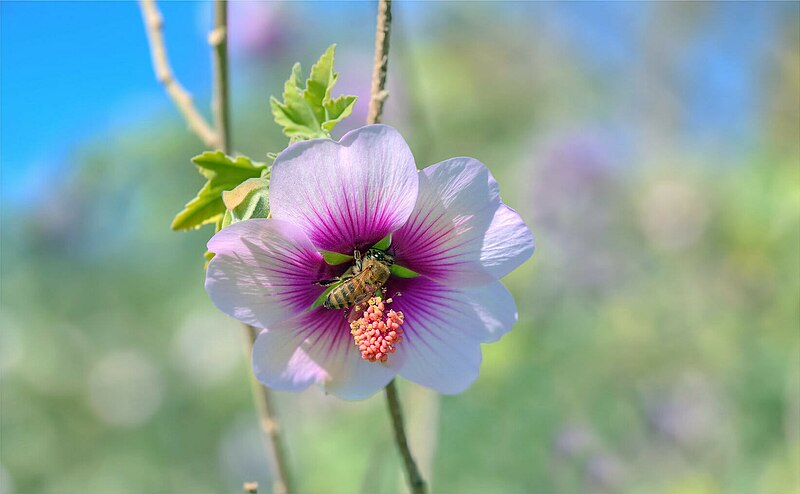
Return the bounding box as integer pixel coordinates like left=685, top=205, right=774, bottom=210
left=1, top=2, right=799, bottom=493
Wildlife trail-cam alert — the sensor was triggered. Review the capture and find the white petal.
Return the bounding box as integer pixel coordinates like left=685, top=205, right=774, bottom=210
left=270, top=125, right=419, bottom=253
left=205, top=219, right=333, bottom=328
left=392, top=157, right=534, bottom=286
left=252, top=309, right=399, bottom=400
left=389, top=277, right=518, bottom=394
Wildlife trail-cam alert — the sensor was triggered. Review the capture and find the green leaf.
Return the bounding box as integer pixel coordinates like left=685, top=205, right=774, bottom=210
left=391, top=264, right=420, bottom=278
left=222, top=178, right=270, bottom=224
left=320, top=250, right=354, bottom=266
left=171, top=152, right=264, bottom=231
left=322, top=94, right=357, bottom=133
left=305, top=45, right=336, bottom=124
left=309, top=284, right=339, bottom=310
left=171, top=182, right=226, bottom=231
left=372, top=234, right=392, bottom=251
left=270, top=44, right=358, bottom=141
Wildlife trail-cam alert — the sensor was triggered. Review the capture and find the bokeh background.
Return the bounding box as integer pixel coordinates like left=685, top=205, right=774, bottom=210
left=2, top=2, right=799, bottom=493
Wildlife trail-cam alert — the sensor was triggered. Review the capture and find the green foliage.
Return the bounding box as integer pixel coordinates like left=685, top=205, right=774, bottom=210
left=171, top=152, right=265, bottom=231
left=309, top=284, right=338, bottom=310
left=372, top=234, right=392, bottom=251
left=390, top=264, right=420, bottom=278
left=320, top=250, right=354, bottom=266
left=222, top=177, right=270, bottom=225
left=270, top=44, right=357, bottom=141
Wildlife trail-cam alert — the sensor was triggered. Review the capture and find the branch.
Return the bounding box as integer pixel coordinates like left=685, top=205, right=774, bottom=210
left=210, top=0, right=232, bottom=153
left=367, top=0, right=392, bottom=124
left=140, top=1, right=294, bottom=491
left=385, top=380, right=427, bottom=494
left=366, top=3, right=426, bottom=492
left=139, top=0, right=219, bottom=148
left=243, top=324, right=294, bottom=494
left=208, top=2, right=294, bottom=491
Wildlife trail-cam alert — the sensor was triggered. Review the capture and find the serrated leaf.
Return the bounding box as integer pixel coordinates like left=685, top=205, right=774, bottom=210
left=171, top=181, right=227, bottom=230
left=271, top=44, right=357, bottom=141
left=223, top=178, right=270, bottom=224
left=270, top=97, right=325, bottom=140
left=322, top=94, right=357, bottom=133
left=309, top=284, right=339, bottom=310
left=372, top=234, right=392, bottom=251
left=193, top=151, right=265, bottom=174
left=306, top=44, right=337, bottom=125
left=320, top=250, right=354, bottom=266
left=390, top=264, right=420, bottom=278
left=171, top=152, right=264, bottom=231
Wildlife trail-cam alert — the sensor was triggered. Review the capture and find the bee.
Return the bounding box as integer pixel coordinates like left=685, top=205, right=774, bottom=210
left=318, top=249, right=395, bottom=310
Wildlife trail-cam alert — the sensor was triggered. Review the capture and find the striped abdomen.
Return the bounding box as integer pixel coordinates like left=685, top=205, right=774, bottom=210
left=324, top=259, right=392, bottom=309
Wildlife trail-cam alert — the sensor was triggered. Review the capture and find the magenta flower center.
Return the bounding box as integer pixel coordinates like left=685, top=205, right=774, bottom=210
left=349, top=296, right=405, bottom=363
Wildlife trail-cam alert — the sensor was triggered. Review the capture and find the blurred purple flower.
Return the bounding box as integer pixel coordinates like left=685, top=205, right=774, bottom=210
left=553, top=423, right=594, bottom=458
left=205, top=125, right=533, bottom=399
left=228, top=2, right=287, bottom=60
left=527, top=131, right=629, bottom=291
left=645, top=373, right=720, bottom=447
left=584, top=454, right=626, bottom=492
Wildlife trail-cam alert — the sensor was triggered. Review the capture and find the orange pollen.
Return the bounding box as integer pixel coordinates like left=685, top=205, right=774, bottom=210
left=349, top=296, right=405, bottom=363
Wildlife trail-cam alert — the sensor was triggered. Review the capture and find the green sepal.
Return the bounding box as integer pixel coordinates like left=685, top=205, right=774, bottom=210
left=171, top=152, right=265, bottom=231
left=320, top=250, right=354, bottom=266
left=223, top=177, right=270, bottom=224
left=220, top=209, right=233, bottom=229
left=372, top=233, right=392, bottom=251
left=270, top=44, right=358, bottom=141
left=309, top=284, right=339, bottom=310
left=203, top=249, right=216, bottom=270
left=391, top=264, right=420, bottom=278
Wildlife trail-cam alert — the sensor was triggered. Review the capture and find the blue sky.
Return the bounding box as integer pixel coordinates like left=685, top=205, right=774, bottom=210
left=1, top=2, right=794, bottom=205
left=1, top=1, right=212, bottom=203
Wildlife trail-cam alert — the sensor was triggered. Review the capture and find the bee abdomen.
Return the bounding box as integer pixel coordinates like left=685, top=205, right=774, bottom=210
left=324, top=279, right=361, bottom=309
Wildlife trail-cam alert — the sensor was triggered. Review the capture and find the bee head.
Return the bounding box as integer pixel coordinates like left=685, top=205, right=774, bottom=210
left=365, top=248, right=395, bottom=266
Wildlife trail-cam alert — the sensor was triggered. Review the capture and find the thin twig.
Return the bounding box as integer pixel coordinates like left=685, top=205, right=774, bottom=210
left=210, top=0, right=232, bottom=152
left=385, top=380, right=427, bottom=494
left=243, top=324, right=294, bottom=494
left=209, top=1, right=294, bottom=491
left=367, top=2, right=426, bottom=492
left=138, top=0, right=218, bottom=148
left=367, top=0, right=392, bottom=124
left=140, top=1, right=294, bottom=491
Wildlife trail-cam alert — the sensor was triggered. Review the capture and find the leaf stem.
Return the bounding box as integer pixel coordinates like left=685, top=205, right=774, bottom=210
left=138, top=0, right=218, bottom=148
left=367, top=0, right=392, bottom=124
left=385, top=380, right=427, bottom=494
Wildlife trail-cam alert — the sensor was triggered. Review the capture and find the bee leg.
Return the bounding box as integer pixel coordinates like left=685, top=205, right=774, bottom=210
left=314, top=273, right=355, bottom=286
left=353, top=250, right=362, bottom=272
left=354, top=294, right=371, bottom=308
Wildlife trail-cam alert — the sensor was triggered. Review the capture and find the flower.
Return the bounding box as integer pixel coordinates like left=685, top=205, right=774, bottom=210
left=205, top=125, right=534, bottom=399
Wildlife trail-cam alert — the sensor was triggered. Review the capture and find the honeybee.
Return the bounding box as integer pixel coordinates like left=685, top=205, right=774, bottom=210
left=319, top=249, right=395, bottom=310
